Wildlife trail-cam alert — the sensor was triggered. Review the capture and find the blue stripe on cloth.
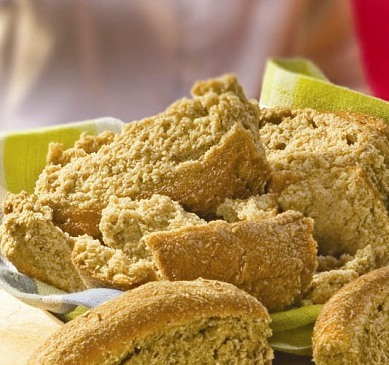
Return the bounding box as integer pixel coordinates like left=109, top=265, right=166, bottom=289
left=0, top=257, right=123, bottom=313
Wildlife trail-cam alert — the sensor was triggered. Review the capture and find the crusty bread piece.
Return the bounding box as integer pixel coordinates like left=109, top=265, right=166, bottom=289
left=72, top=194, right=206, bottom=290
left=277, top=166, right=389, bottom=257
left=28, top=280, right=274, bottom=365
left=305, top=245, right=377, bottom=305
left=260, top=108, right=389, bottom=256
left=312, top=266, right=389, bottom=365
left=147, top=210, right=317, bottom=312
left=259, top=108, right=389, bottom=208
left=0, top=192, right=85, bottom=292
left=258, top=108, right=389, bottom=304
left=34, top=74, right=270, bottom=238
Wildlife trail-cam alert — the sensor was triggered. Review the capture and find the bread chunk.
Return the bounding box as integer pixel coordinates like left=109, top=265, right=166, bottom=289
left=0, top=192, right=85, bottom=292
left=147, top=210, right=317, bottom=312
left=35, top=75, right=270, bottom=238
left=71, top=235, right=158, bottom=291
left=306, top=245, right=377, bottom=304
left=28, top=280, right=274, bottom=365
left=259, top=108, right=389, bottom=208
left=72, top=194, right=205, bottom=290
left=100, top=194, right=206, bottom=256
left=260, top=108, right=389, bottom=255
left=259, top=108, right=389, bottom=303
left=313, top=266, right=389, bottom=365
left=278, top=166, right=389, bottom=257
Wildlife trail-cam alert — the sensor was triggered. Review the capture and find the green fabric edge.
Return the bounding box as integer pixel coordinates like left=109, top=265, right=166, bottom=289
left=269, top=323, right=315, bottom=356
left=3, top=121, right=97, bottom=194
left=269, top=305, right=323, bottom=356
left=270, top=304, right=323, bottom=332
left=260, top=57, right=389, bottom=123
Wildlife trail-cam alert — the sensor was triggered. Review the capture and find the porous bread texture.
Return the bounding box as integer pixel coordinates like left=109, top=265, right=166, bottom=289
left=277, top=166, right=389, bottom=257
left=258, top=108, right=389, bottom=304
left=260, top=108, right=389, bottom=255
left=216, top=193, right=279, bottom=222
left=0, top=192, right=85, bottom=292
left=259, top=108, right=389, bottom=209
left=100, top=194, right=206, bottom=257
left=34, top=74, right=270, bottom=238
left=71, top=194, right=317, bottom=312
left=71, top=236, right=158, bottom=291
left=72, top=194, right=206, bottom=290
left=313, top=266, right=389, bottom=365
left=147, top=210, right=317, bottom=312
left=305, top=245, right=377, bottom=304
left=28, top=280, right=274, bottom=365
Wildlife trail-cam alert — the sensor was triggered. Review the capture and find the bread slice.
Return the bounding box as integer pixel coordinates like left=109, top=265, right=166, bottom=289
left=34, top=74, right=270, bottom=238
left=305, top=245, right=378, bottom=305
left=147, top=210, right=317, bottom=312
left=259, top=108, right=389, bottom=208
left=100, top=194, right=206, bottom=255
left=28, top=280, right=274, bottom=365
left=0, top=192, right=85, bottom=292
left=260, top=108, right=389, bottom=255
left=71, top=235, right=158, bottom=291
left=312, top=266, right=389, bottom=365
left=277, top=166, right=389, bottom=257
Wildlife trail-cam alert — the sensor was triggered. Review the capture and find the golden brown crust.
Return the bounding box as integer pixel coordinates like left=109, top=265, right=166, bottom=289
left=28, top=280, right=272, bottom=365
left=312, top=266, right=389, bottom=365
left=35, top=75, right=270, bottom=238
left=147, top=211, right=318, bottom=312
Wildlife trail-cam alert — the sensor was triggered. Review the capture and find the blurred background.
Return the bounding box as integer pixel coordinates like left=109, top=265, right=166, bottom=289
left=0, top=0, right=385, bottom=131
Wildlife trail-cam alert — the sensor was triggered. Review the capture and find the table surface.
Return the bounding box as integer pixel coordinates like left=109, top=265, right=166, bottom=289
left=0, top=288, right=314, bottom=365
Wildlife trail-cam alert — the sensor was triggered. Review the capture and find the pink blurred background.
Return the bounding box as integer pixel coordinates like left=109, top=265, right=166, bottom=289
left=0, top=0, right=384, bottom=131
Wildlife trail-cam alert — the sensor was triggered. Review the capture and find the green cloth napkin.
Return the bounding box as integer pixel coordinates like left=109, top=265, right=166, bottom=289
left=260, top=57, right=389, bottom=123
left=0, top=117, right=123, bottom=198
left=269, top=304, right=323, bottom=356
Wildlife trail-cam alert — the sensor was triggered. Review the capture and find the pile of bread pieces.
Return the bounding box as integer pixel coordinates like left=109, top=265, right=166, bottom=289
left=1, top=75, right=389, bottom=364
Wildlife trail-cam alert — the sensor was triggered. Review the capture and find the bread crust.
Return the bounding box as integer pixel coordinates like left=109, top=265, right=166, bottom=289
left=147, top=210, right=318, bottom=312
left=313, top=266, right=389, bottom=364
left=28, top=280, right=272, bottom=365
left=34, top=75, right=270, bottom=238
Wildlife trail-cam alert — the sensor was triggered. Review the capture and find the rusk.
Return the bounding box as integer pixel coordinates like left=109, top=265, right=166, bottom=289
left=28, top=280, right=274, bottom=365
left=313, top=266, right=389, bottom=365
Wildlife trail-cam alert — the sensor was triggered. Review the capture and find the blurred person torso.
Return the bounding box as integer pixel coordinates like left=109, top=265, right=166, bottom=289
left=0, top=0, right=365, bottom=131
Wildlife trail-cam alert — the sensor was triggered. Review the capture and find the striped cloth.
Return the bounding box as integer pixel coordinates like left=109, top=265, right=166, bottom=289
left=1, top=60, right=388, bottom=355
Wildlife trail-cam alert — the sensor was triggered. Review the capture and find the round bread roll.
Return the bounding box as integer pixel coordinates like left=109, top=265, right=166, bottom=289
left=313, top=266, right=389, bottom=365
left=28, top=279, right=273, bottom=365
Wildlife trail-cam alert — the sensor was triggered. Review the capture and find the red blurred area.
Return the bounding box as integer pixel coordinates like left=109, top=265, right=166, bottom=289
left=351, top=0, right=389, bottom=101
